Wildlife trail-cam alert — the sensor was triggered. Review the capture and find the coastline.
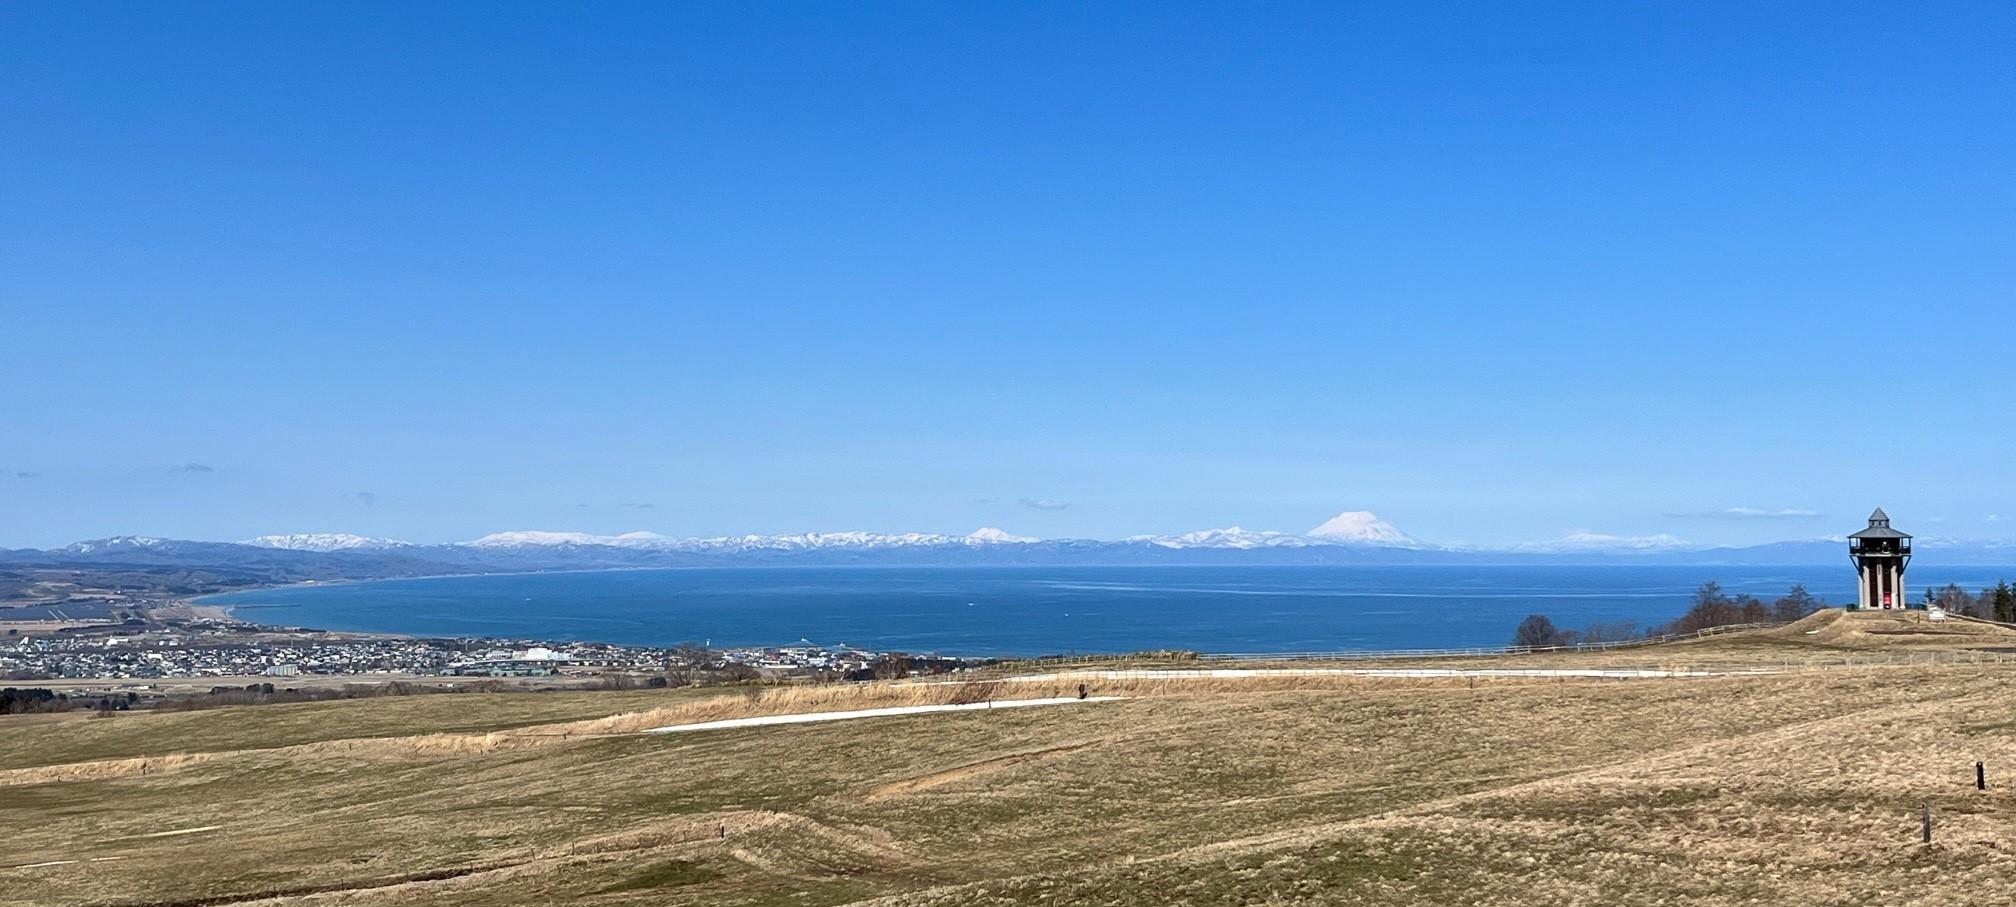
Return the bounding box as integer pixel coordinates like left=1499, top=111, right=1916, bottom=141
left=163, top=563, right=1935, bottom=658
left=183, top=603, right=235, bottom=621
left=186, top=566, right=660, bottom=621
left=183, top=561, right=1161, bottom=626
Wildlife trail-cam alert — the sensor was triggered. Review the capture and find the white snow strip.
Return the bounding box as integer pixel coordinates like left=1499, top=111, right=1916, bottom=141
left=998, top=667, right=1768, bottom=681
left=643, top=696, right=1122, bottom=735
left=135, top=825, right=222, bottom=838
left=7, top=856, right=122, bottom=871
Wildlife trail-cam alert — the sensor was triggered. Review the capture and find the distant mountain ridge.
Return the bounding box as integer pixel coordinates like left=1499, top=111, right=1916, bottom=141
left=449, top=511, right=1423, bottom=554
left=456, top=527, right=1041, bottom=552
left=10, top=511, right=2016, bottom=581
left=245, top=533, right=413, bottom=552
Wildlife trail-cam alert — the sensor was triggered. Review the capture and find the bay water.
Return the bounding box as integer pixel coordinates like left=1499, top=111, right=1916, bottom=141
left=200, top=564, right=2016, bottom=656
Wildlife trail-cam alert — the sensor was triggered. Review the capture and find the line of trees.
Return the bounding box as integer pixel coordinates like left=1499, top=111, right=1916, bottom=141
left=1511, top=582, right=1827, bottom=649
left=1917, top=581, right=2016, bottom=621
left=1660, top=581, right=1823, bottom=635
left=1, top=688, right=137, bottom=715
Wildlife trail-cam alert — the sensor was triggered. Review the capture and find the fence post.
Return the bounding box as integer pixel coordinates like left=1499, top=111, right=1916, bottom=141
left=1922, top=802, right=1933, bottom=843
left=1978, top=762, right=1987, bottom=791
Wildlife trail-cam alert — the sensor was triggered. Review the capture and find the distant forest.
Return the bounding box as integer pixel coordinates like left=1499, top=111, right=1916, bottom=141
left=1511, top=579, right=2016, bottom=649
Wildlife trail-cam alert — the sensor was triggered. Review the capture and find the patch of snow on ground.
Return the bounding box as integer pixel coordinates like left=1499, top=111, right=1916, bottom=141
left=642, top=696, right=1122, bottom=734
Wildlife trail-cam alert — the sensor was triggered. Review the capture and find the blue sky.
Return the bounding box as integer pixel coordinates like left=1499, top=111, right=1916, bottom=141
left=3, top=2, right=2013, bottom=549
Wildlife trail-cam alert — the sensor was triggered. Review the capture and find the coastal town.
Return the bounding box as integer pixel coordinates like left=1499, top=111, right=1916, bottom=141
left=0, top=603, right=965, bottom=707
left=10, top=8, right=2013, bottom=904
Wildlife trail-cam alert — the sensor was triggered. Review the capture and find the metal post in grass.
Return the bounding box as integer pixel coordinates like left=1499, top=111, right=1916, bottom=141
left=1978, top=762, right=1987, bottom=791
left=1921, top=802, right=1933, bottom=843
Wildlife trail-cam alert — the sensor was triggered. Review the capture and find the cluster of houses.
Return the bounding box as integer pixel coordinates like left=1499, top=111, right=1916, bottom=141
left=2, top=621, right=940, bottom=684
left=443, top=646, right=572, bottom=676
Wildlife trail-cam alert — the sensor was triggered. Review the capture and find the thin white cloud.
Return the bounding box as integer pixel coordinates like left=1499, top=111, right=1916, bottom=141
left=1562, top=530, right=1690, bottom=549
left=1666, top=507, right=1821, bottom=520
left=1513, top=530, right=1692, bottom=553
left=1019, top=498, right=1073, bottom=511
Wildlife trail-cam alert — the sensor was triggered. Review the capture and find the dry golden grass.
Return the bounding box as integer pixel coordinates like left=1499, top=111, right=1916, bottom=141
left=10, top=621, right=2016, bottom=906
left=0, top=751, right=220, bottom=787
left=543, top=681, right=1020, bottom=736
left=535, top=670, right=1743, bottom=739
left=1765, top=607, right=2016, bottom=648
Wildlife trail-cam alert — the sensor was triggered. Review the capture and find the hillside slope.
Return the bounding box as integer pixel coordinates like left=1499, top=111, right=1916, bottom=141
left=1762, top=608, right=2016, bottom=648
left=7, top=658, right=2016, bottom=905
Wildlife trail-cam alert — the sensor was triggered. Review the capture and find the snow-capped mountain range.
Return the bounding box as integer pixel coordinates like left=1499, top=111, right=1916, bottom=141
left=457, top=528, right=1043, bottom=552
left=61, top=535, right=171, bottom=555
left=1129, top=513, right=1423, bottom=550
left=234, top=511, right=1421, bottom=553
left=245, top=533, right=413, bottom=552
left=12, top=511, right=2016, bottom=576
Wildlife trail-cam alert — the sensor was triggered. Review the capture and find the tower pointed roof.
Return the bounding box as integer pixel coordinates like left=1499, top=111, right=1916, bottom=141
left=1849, top=507, right=1910, bottom=540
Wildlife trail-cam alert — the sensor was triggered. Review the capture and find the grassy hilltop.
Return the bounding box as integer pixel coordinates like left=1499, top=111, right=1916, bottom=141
left=8, top=610, right=2016, bottom=906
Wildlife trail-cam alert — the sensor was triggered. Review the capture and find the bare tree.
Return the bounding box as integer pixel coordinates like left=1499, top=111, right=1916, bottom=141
left=1733, top=594, right=1770, bottom=623
left=666, top=642, right=712, bottom=686
left=1771, top=585, right=1822, bottom=622
left=1511, top=614, right=1565, bottom=649
left=1660, top=582, right=1742, bottom=635
left=1932, top=583, right=1983, bottom=617
left=1579, top=621, right=1642, bottom=644
left=873, top=653, right=913, bottom=680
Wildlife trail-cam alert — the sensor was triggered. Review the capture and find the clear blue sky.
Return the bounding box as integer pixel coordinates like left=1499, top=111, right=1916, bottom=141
left=3, top=2, right=2013, bottom=549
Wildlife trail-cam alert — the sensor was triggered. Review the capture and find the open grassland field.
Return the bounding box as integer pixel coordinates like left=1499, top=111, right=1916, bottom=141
left=9, top=613, right=2016, bottom=906
left=987, top=609, right=2016, bottom=674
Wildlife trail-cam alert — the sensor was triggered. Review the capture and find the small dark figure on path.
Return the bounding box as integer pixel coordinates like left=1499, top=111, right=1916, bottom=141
left=1077, top=683, right=1087, bottom=700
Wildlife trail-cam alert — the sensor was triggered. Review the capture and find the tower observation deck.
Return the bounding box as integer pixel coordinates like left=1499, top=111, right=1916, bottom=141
left=1848, top=508, right=1911, bottom=610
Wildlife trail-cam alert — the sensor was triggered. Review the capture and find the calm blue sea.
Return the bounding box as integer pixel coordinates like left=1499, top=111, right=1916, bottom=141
left=198, top=565, right=2016, bottom=656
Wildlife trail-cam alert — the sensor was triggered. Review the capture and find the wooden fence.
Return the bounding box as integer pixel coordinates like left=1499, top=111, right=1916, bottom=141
left=998, top=621, right=1791, bottom=667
